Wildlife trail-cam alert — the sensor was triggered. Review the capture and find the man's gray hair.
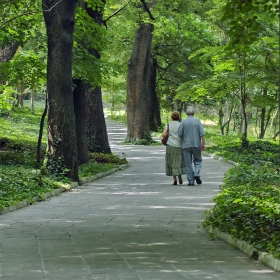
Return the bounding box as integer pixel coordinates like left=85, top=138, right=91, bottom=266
left=186, top=106, right=195, bottom=115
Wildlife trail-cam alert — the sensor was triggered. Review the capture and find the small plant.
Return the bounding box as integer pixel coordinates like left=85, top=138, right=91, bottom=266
left=45, top=136, right=69, bottom=178
left=88, top=152, right=127, bottom=165
left=124, top=133, right=157, bottom=145
left=79, top=152, right=127, bottom=178
left=46, top=154, right=69, bottom=178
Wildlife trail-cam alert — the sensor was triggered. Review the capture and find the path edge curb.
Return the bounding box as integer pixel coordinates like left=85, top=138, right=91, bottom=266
left=209, top=228, right=280, bottom=272
left=203, top=151, right=280, bottom=272
left=0, top=163, right=129, bottom=216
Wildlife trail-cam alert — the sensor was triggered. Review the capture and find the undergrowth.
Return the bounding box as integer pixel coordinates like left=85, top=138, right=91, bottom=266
left=0, top=107, right=128, bottom=211
left=203, top=140, right=280, bottom=259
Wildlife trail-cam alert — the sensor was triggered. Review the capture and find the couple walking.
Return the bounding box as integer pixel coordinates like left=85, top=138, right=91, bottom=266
left=162, top=106, right=205, bottom=186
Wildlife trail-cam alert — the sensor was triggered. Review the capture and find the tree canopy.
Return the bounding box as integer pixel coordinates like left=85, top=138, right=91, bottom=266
left=0, top=0, right=279, bottom=177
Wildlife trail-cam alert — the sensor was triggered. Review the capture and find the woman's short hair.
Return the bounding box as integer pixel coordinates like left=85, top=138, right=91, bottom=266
left=171, top=111, right=180, bottom=120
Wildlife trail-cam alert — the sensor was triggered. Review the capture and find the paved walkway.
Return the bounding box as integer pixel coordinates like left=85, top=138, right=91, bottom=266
left=0, top=119, right=279, bottom=280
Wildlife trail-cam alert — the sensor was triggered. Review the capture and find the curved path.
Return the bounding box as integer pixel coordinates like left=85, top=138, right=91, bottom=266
left=0, top=119, right=279, bottom=280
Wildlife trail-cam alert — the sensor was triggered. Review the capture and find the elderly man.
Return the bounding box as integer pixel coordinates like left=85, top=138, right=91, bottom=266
left=177, top=106, right=205, bottom=186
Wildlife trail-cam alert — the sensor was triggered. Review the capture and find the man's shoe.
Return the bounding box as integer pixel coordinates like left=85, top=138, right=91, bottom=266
left=194, top=176, right=202, bottom=184
left=187, top=183, right=194, bottom=186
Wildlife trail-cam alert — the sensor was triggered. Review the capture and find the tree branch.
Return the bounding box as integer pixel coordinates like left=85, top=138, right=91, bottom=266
left=140, top=0, right=155, bottom=20
left=103, top=0, right=132, bottom=25
left=0, top=0, right=63, bottom=30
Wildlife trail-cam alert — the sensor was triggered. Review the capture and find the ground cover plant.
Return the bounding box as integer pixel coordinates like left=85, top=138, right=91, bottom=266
left=203, top=139, right=280, bottom=259
left=0, top=107, right=127, bottom=211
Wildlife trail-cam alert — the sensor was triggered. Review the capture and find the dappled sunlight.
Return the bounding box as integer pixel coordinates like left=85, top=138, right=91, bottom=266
left=149, top=151, right=166, bottom=155
left=113, top=172, right=166, bottom=177
left=1, top=119, right=278, bottom=279
left=165, top=259, right=198, bottom=263
left=109, top=191, right=159, bottom=195
left=127, top=157, right=163, bottom=161
left=164, top=196, right=214, bottom=200
left=249, top=270, right=276, bottom=274
left=110, top=137, right=126, bottom=141
left=142, top=205, right=212, bottom=210
left=204, top=179, right=225, bottom=184
left=107, top=132, right=126, bottom=136
left=204, top=176, right=226, bottom=180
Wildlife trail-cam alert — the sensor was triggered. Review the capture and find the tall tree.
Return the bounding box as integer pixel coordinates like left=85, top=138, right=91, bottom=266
left=148, top=56, right=161, bottom=131
left=42, top=0, right=79, bottom=180
left=85, top=1, right=111, bottom=154
left=73, top=78, right=89, bottom=164
left=126, top=23, right=154, bottom=141
left=126, top=0, right=155, bottom=141
left=73, top=0, right=111, bottom=156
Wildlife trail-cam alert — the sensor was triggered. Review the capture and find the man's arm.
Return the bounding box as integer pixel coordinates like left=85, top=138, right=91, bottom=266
left=177, top=123, right=183, bottom=137
left=201, top=135, right=205, bottom=151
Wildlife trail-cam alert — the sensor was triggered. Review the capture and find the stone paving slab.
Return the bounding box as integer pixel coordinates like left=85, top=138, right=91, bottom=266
left=0, top=119, right=279, bottom=279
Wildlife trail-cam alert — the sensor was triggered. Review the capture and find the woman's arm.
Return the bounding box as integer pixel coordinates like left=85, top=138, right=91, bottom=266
left=162, top=127, right=168, bottom=137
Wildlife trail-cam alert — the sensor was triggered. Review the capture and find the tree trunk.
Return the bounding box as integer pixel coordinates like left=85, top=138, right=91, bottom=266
left=86, top=86, right=111, bottom=153
left=0, top=43, right=19, bottom=87
left=18, top=83, right=24, bottom=108
left=270, top=108, right=278, bottom=131
left=240, top=56, right=249, bottom=148
left=273, top=131, right=279, bottom=140
left=259, top=89, right=273, bottom=139
left=241, top=97, right=248, bottom=147
left=219, top=107, right=224, bottom=135
left=37, top=95, right=48, bottom=165
left=81, top=0, right=111, bottom=154
left=148, top=56, right=161, bottom=131
left=73, top=79, right=89, bottom=164
left=254, top=108, right=259, bottom=138
left=126, top=23, right=154, bottom=140
left=30, top=88, right=34, bottom=113
left=226, top=106, right=234, bottom=135
left=259, top=107, right=272, bottom=139
left=42, top=0, right=78, bottom=181
left=0, top=43, right=19, bottom=62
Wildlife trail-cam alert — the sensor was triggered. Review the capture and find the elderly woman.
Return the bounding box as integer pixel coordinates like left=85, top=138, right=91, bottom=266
left=162, top=111, right=185, bottom=185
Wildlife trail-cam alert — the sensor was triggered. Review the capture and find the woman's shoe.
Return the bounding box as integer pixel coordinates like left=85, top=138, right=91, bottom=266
left=173, top=181, right=177, bottom=185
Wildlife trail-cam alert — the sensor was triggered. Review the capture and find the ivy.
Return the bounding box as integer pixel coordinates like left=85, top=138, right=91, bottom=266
left=203, top=140, right=280, bottom=259
left=0, top=166, right=67, bottom=209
